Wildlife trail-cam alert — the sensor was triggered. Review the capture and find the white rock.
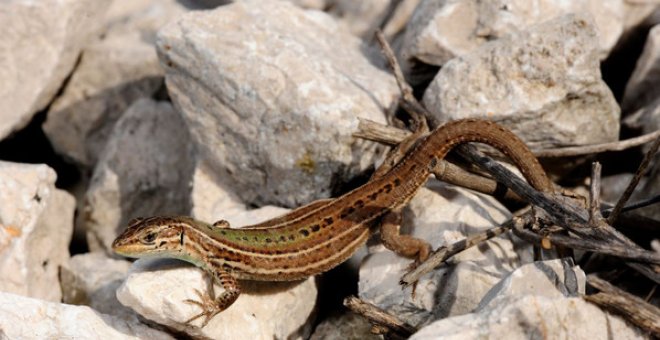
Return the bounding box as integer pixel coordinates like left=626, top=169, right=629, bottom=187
left=0, top=162, right=75, bottom=302
left=622, top=25, right=660, bottom=112
left=477, top=258, right=586, bottom=309
left=157, top=0, right=397, bottom=208
left=401, top=0, right=624, bottom=68
left=60, top=253, right=137, bottom=321
left=117, top=258, right=317, bottom=339
left=43, top=0, right=191, bottom=167
left=0, top=0, right=111, bottom=140
left=359, top=183, right=530, bottom=325
left=409, top=295, right=645, bottom=339
left=0, top=291, right=174, bottom=339
left=85, top=99, right=195, bottom=252
left=190, top=161, right=247, bottom=224
left=328, top=0, right=391, bottom=37
left=423, top=14, right=620, bottom=149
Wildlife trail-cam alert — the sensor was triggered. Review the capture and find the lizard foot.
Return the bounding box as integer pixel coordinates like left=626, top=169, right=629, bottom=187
left=183, top=288, right=222, bottom=327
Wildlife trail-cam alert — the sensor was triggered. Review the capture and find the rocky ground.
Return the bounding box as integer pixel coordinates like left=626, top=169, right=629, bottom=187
left=0, top=0, right=659, bottom=339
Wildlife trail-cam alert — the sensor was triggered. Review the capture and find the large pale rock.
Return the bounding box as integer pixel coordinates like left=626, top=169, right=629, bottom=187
left=60, top=253, right=137, bottom=321
left=157, top=0, right=397, bottom=208
left=328, top=0, right=391, bottom=37
left=401, top=0, right=624, bottom=69
left=359, top=182, right=531, bottom=325
left=423, top=14, right=620, bottom=149
left=310, top=312, right=380, bottom=340
left=43, top=0, right=192, bottom=167
left=622, top=25, right=660, bottom=112
left=0, top=0, right=111, bottom=140
left=409, top=295, right=644, bottom=339
left=0, top=162, right=75, bottom=302
left=84, top=99, right=195, bottom=252
left=118, top=257, right=316, bottom=339
left=0, top=291, right=174, bottom=339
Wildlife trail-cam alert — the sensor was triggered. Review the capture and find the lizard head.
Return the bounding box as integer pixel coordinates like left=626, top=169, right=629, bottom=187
left=112, top=216, right=189, bottom=258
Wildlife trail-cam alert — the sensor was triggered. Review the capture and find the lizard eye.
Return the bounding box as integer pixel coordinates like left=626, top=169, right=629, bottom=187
left=142, top=232, right=157, bottom=244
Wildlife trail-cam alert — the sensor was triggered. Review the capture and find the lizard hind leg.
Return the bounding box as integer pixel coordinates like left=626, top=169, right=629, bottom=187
left=379, top=209, right=431, bottom=265
left=183, top=267, right=241, bottom=327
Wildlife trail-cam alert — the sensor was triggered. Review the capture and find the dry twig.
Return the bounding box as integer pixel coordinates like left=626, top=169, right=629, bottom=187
left=343, top=296, right=417, bottom=339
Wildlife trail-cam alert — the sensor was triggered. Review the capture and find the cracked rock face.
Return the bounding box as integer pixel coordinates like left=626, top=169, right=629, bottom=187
left=157, top=0, right=398, bottom=208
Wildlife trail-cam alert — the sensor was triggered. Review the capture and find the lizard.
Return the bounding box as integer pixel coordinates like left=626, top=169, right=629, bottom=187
left=112, top=118, right=554, bottom=326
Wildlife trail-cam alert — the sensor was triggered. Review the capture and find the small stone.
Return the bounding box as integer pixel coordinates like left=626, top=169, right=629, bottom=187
left=0, top=162, right=75, bottom=302
left=0, top=291, right=174, bottom=339
left=0, top=0, right=111, bottom=140
left=84, top=99, right=195, bottom=252
left=423, top=14, right=620, bottom=149
left=117, top=258, right=317, bottom=339
left=43, top=0, right=191, bottom=167
left=328, top=0, right=391, bottom=38
left=409, top=295, right=645, bottom=339
left=157, top=0, right=397, bottom=208
left=60, top=253, right=137, bottom=321
left=310, top=312, right=381, bottom=340
left=401, top=0, right=624, bottom=69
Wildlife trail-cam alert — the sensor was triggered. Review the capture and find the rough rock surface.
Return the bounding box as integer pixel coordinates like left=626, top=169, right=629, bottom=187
left=0, top=291, right=174, bottom=339
left=117, top=259, right=317, bottom=339
left=43, top=0, right=192, bottom=167
left=0, top=162, right=75, bottom=302
left=401, top=0, right=624, bottom=68
left=359, top=183, right=528, bottom=325
left=0, top=0, right=111, bottom=140
left=157, top=0, right=398, bottom=208
left=409, top=295, right=645, bottom=339
left=84, top=99, right=195, bottom=252
left=60, top=253, right=137, bottom=321
left=423, top=14, right=620, bottom=149
left=310, top=312, right=381, bottom=340
left=623, top=24, right=660, bottom=113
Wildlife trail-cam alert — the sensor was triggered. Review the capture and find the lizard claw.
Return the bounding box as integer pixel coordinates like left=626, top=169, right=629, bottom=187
left=183, top=288, right=222, bottom=327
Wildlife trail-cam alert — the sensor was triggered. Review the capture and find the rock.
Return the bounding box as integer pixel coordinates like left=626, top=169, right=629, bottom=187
left=190, top=162, right=247, bottom=223
left=310, top=312, right=380, bottom=340
left=327, top=0, right=391, bottom=38
left=422, top=14, right=620, bottom=149
left=359, top=183, right=530, bottom=325
left=43, top=0, right=193, bottom=167
left=157, top=0, right=397, bottom=208
left=84, top=99, right=195, bottom=253
left=0, top=291, right=174, bottom=339
left=622, top=25, right=660, bottom=113
left=60, top=253, right=137, bottom=321
left=117, top=258, right=317, bottom=339
left=400, top=0, right=624, bottom=69
left=409, top=295, right=645, bottom=339
left=0, top=162, right=75, bottom=302
left=0, top=0, right=111, bottom=140
left=477, top=259, right=586, bottom=309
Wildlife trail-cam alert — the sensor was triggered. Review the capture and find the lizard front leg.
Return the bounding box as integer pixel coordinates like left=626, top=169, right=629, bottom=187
left=184, top=263, right=240, bottom=327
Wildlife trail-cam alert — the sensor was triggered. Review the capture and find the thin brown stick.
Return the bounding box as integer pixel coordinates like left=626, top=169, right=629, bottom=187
left=535, top=129, right=660, bottom=157
left=589, top=162, right=603, bottom=225
left=585, top=275, right=660, bottom=336
left=608, top=134, right=660, bottom=225
left=343, top=296, right=417, bottom=339
left=400, top=221, right=514, bottom=286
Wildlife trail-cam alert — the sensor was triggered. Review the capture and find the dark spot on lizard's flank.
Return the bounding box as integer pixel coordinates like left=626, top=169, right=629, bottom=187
left=220, top=230, right=227, bottom=235
left=311, top=224, right=320, bottom=232
left=393, top=178, right=401, bottom=186
left=429, top=156, right=437, bottom=169
left=355, top=200, right=364, bottom=208
left=158, top=241, right=167, bottom=248
left=279, top=235, right=287, bottom=242
left=368, top=192, right=378, bottom=201
left=299, top=229, right=310, bottom=237
left=288, top=235, right=295, bottom=241
left=242, top=236, right=248, bottom=241
left=383, top=183, right=392, bottom=193
left=265, top=238, right=272, bottom=243
left=323, top=217, right=333, bottom=226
